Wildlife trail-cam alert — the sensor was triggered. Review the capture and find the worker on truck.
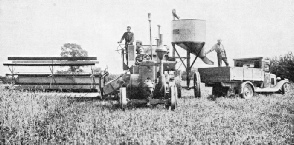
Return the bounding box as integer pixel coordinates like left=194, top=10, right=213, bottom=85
left=206, top=39, right=229, bottom=67
left=118, top=26, right=134, bottom=60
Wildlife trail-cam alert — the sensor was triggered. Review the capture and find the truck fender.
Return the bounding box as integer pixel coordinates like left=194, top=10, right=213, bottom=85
left=276, top=80, right=289, bottom=91
left=239, top=81, right=255, bottom=94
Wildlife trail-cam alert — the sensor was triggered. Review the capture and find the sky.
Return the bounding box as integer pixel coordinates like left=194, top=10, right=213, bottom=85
left=0, top=0, right=293, bottom=75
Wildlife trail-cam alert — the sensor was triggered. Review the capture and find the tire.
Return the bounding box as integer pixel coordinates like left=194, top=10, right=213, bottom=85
left=176, top=83, right=182, bottom=98
left=194, top=72, right=201, bottom=98
left=241, top=84, right=254, bottom=99
left=282, top=83, right=290, bottom=95
left=170, top=85, right=178, bottom=111
left=119, top=87, right=127, bottom=110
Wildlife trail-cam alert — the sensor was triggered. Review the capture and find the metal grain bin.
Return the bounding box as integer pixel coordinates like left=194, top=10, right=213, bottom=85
left=172, top=19, right=206, bottom=43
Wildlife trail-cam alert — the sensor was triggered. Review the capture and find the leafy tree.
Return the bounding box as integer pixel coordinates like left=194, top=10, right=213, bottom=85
left=270, top=51, right=294, bottom=82
left=60, top=43, right=88, bottom=73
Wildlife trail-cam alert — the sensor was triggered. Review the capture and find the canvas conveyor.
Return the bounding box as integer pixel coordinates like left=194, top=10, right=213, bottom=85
left=3, top=57, right=108, bottom=95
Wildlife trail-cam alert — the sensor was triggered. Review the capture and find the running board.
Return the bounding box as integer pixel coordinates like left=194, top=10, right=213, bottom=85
left=254, top=80, right=288, bottom=93
left=255, top=87, right=281, bottom=93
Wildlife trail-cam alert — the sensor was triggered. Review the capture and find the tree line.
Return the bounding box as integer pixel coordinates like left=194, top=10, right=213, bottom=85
left=270, top=51, right=294, bottom=82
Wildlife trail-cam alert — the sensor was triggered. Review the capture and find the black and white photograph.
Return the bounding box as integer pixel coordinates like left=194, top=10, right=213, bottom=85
left=0, top=0, right=293, bottom=144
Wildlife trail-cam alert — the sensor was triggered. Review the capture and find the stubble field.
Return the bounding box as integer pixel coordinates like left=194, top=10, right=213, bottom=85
left=0, top=83, right=293, bottom=144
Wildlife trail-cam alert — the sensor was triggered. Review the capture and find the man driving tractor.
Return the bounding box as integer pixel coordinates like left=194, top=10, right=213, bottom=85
left=118, top=26, right=134, bottom=60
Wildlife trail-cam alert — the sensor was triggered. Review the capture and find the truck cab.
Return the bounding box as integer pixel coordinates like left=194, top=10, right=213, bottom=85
left=233, top=57, right=275, bottom=88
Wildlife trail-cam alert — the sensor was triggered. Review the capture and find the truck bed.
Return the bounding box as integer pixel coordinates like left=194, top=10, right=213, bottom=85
left=198, top=67, right=264, bottom=83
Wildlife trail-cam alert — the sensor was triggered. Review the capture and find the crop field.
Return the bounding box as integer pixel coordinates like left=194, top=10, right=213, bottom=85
left=0, top=83, right=293, bottom=144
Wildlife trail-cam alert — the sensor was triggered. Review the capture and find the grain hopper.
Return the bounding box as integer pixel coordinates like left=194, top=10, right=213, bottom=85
left=171, top=19, right=214, bottom=97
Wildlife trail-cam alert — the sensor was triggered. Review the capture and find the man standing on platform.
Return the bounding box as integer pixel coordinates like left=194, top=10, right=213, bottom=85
left=206, top=39, right=229, bottom=67
left=118, top=26, right=134, bottom=58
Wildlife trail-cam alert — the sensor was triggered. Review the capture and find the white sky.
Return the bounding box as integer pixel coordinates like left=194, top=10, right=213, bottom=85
left=0, top=0, right=293, bottom=75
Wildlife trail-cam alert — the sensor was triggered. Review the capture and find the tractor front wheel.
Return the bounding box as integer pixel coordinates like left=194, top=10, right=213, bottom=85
left=119, top=87, right=127, bottom=110
left=194, top=72, right=201, bottom=98
left=170, top=85, right=178, bottom=111
left=176, top=82, right=182, bottom=98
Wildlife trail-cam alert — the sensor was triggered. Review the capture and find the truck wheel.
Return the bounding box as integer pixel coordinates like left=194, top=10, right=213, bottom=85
left=282, top=83, right=290, bottom=94
left=119, top=87, right=127, bottom=110
left=241, top=84, right=253, bottom=99
left=170, top=85, right=178, bottom=111
left=194, top=72, right=201, bottom=98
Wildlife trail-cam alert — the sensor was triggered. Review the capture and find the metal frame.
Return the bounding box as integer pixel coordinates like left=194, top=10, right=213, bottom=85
left=3, top=57, right=104, bottom=91
left=171, top=42, right=202, bottom=88
left=7, top=65, right=15, bottom=85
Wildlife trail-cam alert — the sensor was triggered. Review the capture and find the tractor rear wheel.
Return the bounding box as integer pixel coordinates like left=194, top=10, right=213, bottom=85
left=194, top=72, right=201, bottom=98
left=241, top=84, right=253, bottom=99
left=282, top=83, right=290, bottom=95
left=170, top=85, right=178, bottom=111
left=119, top=87, right=127, bottom=110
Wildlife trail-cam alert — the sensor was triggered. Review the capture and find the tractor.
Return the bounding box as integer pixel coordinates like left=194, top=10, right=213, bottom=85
left=103, top=12, right=216, bottom=110
left=103, top=33, right=181, bottom=110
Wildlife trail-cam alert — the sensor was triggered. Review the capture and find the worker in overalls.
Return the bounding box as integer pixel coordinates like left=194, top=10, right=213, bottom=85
left=118, top=26, right=134, bottom=61
left=206, top=39, right=229, bottom=67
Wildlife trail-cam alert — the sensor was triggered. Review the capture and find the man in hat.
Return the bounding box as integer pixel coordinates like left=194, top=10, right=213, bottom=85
left=206, top=39, right=229, bottom=67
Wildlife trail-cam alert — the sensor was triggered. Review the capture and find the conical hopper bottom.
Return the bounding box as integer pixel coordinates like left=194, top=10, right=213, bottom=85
left=175, top=42, right=214, bottom=65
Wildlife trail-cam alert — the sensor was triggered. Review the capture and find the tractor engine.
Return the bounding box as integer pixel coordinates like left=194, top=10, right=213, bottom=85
left=127, top=60, right=156, bottom=99
left=127, top=59, right=177, bottom=100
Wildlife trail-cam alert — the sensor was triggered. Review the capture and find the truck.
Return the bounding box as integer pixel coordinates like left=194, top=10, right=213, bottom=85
left=198, top=57, right=290, bottom=99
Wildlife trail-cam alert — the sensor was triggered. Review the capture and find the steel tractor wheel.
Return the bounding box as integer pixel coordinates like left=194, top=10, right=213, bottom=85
left=194, top=72, right=201, bottom=98
left=170, top=85, right=178, bottom=111
left=241, top=84, right=254, bottom=99
left=282, top=83, right=290, bottom=95
left=176, top=81, right=182, bottom=98
left=119, top=87, right=127, bottom=110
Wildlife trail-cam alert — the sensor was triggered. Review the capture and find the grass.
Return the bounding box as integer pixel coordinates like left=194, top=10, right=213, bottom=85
left=0, top=84, right=293, bottom=144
